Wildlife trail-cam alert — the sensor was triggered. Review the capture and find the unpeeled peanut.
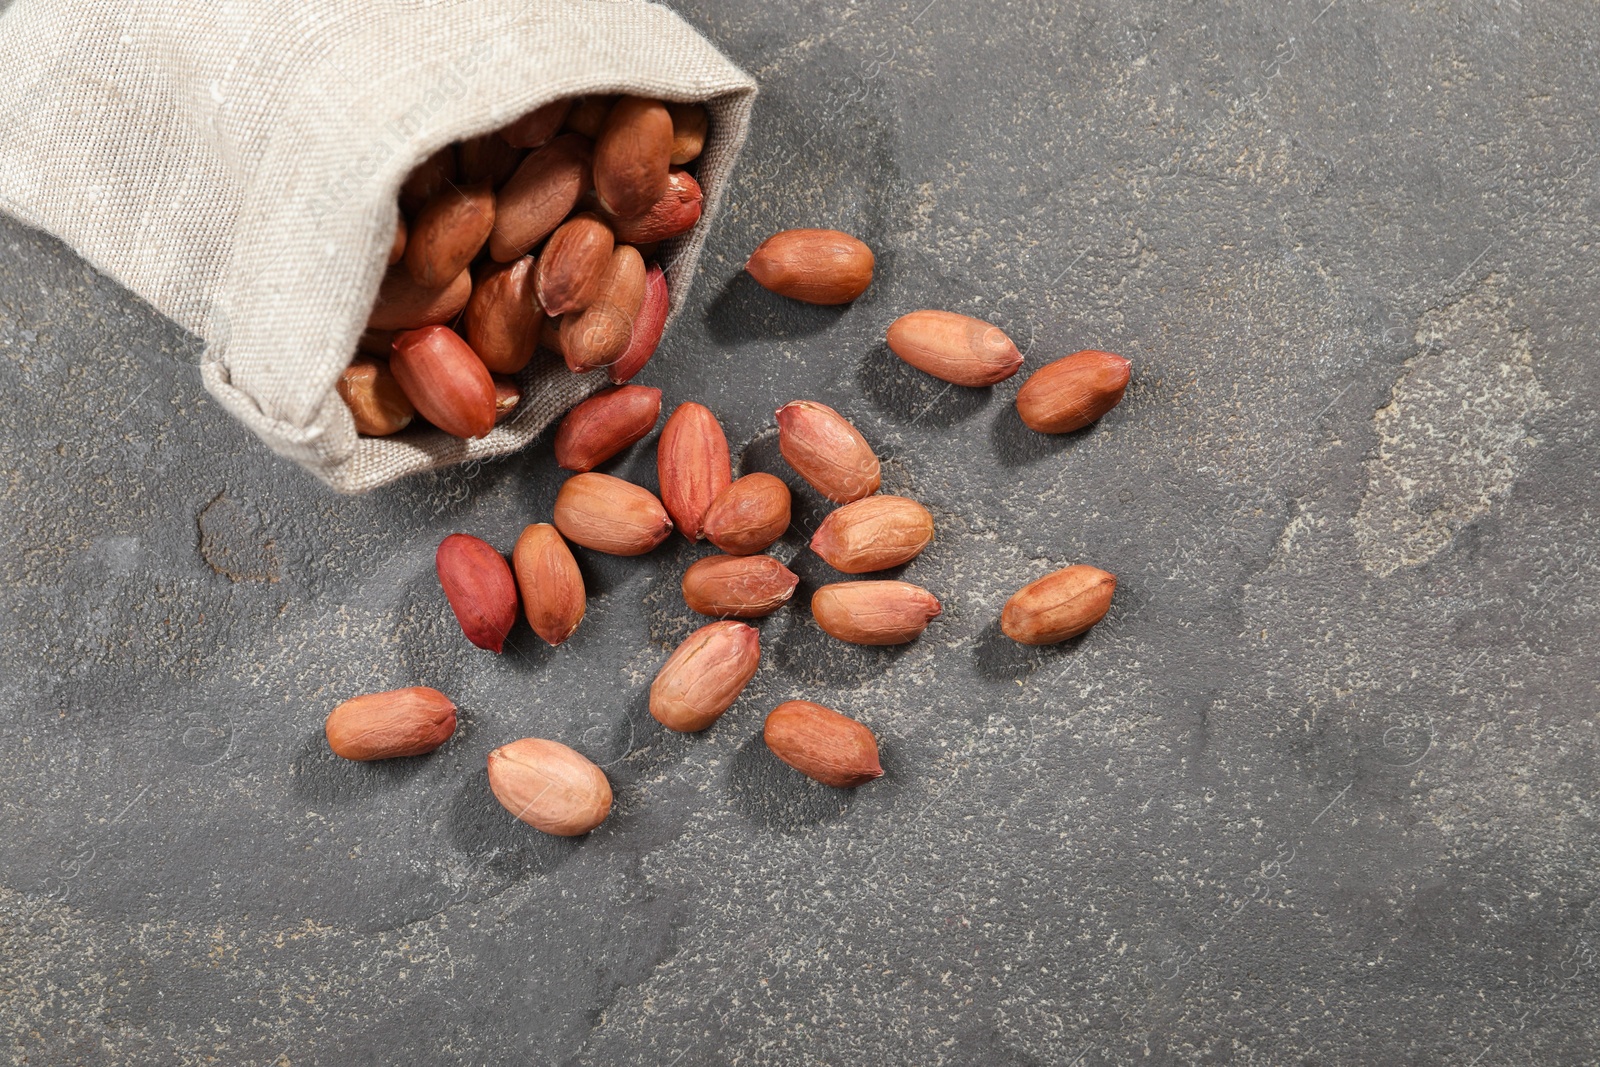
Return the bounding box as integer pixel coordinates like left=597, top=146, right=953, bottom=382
left=435, top=533, right=518, bottom=653
left=553, top=384, right=663, bottom=472
left=512, top=523, right=585, bottom=646
left=811, top=581, right=941, bottom=645
left=326, top=687, right=457, bottom=761
left=552, top=472, right=673, bottom=555
left=491, top=134, right=592, bottom=262
left=536, top=212, right=615, bottom=317
left=563, top=95, right=617, bottom=139
left=463, top=256, right=542, bottom=374
left=607, top=264, right=669, bottom=384
left=458, top=133, right=526, bottom=186
left=357, top=328, right=395, bottom=355
left=493, top=375, right=522, bottom=421
left=539, top=314, right=566, bottom=358
left=681, top=554, right=799, bottom=618
left=593, top=244, right=648, bottom=316
left=666, top=102, right=708, bottom=165
left=560, top=305, right=633, bottom=374
left=594, top=97, right=673, bottom=217
left=406, top=182, right=495, bottom=288
left=399, top=145, right=456, bottom=215
left=702, top=473, right=791, bottom=556
left=1000, top=564, right=1116, bottom=645
left=775, top=400, right=881, bottom=503
left=746, top=229, right=874, bottom=305
left=501, top=98, right=572, bottom=148
left=488, top=738, right=612, bottom=836
left=389, top=325, right=496, bottom=439
left=560, top=245, right=646, bottom=372
left=1015, top=350, right=1132, bottom=434
left=606, top=168, right=703, bottom=244
left=338, top=355, right=415, bottom=437
left=764, top=701, right=883, bottom=788
left=369, top=266, right=472, bottom=332
left=388, top=211, right=407, bottom=266
left=886, top=310, right=1023, bottom=387
left=649, top=620, right=761, bottom=732
left=657, top=402, right=732, bottom=541
left=809, top=496, right=933, bottom=574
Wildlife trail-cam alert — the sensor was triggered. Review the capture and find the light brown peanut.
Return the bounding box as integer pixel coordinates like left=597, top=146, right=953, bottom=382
left=607, top=264, right=669, bottom=384
left=746, top=229, right=874, bottom=305
left=463, top=256, right=543, bottom=375
left=811, top=580, right=941, bottom=645
left=775, top=400, right=881, bottom=503
left=326, top=687, right=457, bottom=761
left=702, top=473, right=791, bottom=556
left=1000, top=564, right=1116, bottom=645
left=1014, top=350, right=1132, bottom=434
left=488, top=738, right=612, bottom=836
left=885, top=310, right=1023, bottom=387
left=512, top=523, right=585, bottom=646
left=648, top=620, right=761, bottom=732
left=558, top=245, right=647, bottom=372
left=681, top=554, right=799, bottom=619
left=552, top=472, right=673, bottom=555
left=666, top=101, right=708, bottom=165
left=764, top=701, right=883, bottom=788
left=594, top=96, right=673, bottom=217
left=338, top=355, right=415, bottom=437
left=809, top=496, right=934, bottom=574
left=535, top=212, right=615, bottom=317
left=490, top=133, right=592, bottom=262
left=559, top=303, right=633, bottom=373
left=369, top=265, right=472, bottom=332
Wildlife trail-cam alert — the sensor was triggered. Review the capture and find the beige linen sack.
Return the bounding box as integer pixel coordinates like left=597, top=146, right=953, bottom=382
left=0, top=0, right=755, bottom=491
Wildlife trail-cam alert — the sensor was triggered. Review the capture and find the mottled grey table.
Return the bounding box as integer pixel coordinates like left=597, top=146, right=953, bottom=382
left=4, top=1, right=1598, bottom=1063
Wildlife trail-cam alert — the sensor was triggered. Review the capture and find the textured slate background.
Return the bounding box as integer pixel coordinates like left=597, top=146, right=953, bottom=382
left=4, top=0, right=1599, bottom=1063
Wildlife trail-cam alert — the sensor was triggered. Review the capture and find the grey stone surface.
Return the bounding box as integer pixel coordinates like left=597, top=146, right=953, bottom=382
left=3, top=0, right=1599, bottom=1063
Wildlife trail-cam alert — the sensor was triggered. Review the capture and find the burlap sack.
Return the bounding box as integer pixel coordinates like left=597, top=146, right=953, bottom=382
left=0, top=0, right=755, bottom=492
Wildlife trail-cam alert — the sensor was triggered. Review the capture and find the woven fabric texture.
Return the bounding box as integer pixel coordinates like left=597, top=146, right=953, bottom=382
left=0, top=0, right=755, bottom=492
